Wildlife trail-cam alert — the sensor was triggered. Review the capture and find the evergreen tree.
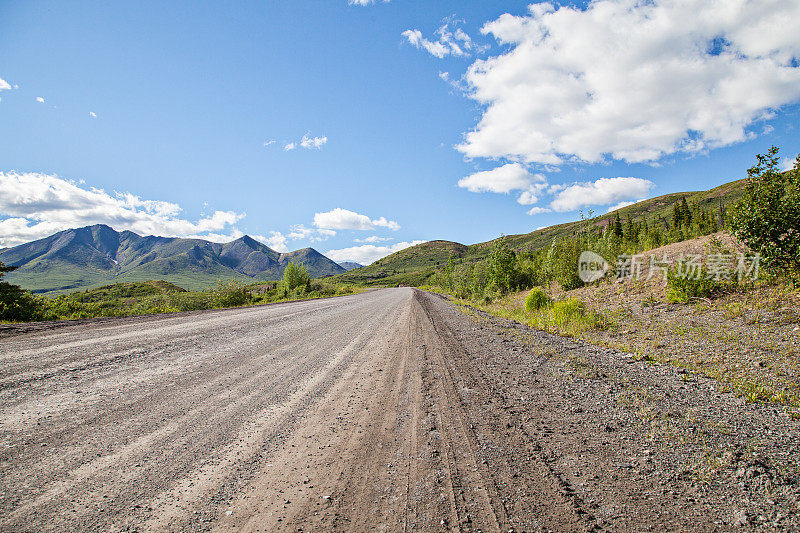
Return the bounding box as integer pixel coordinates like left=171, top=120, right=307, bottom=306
left=612, top=212, right=623, bottom=238
left=681, top=197, right=693, bottom=225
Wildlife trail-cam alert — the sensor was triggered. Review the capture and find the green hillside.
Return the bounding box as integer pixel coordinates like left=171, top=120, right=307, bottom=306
left=334, top=178, right=746, bottom=287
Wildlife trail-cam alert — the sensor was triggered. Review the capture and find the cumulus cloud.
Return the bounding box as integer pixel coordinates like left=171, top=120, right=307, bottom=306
left=313, top=208, right=400, bottom=231
left=516, top=190, right=539, bottom=205
left=549, top=177, right=654, bottom=213
left=0, top=172, right=246, bottom=247
left=458, top=163, right=547, bottom=206
left=263, top=140, right=276, bottom=147
left=89, top=111, right=97, bottom=118
left=458, top=163, right=544, bottom=194
left=35, top=96, right=45, bottom=103
left=606, top=201, right=637, bottom=213
left=325, top=240, right=424, bottom=265
left=355, top=235, right=391, bottom=243
left=781, top=156, right=798, bottom=172
left=300, top=134, right=327, bottom=150
left=0, top=77, right=10, bottom=103
left=286, top=224, right=336, bottom=242
left=257, top=231, right=289, bottom=253
left=402, top=21, right=480, bottom=59
left=526, top=206, right=551, bottom=216
left=348, top=0, right=389, bottom=5
left=457, top=0, right=800, bottom=165
left=284, top=142, right=296, bottom=151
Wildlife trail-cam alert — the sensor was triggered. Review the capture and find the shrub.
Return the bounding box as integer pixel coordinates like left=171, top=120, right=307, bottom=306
left=730, top=146, right=800, bottom=279
left=525, top=288, right=550, bottom=312
left=0, top=262, right=46, bottom=322
left=487, top=237, right=516, bottom=294
left=212, top=279, right=251, bottom=308
left=279, top=262, right=310, bottom=295
left=666, top=265, right=729, bottom=303
left=545, top=238, right=584, bottom=291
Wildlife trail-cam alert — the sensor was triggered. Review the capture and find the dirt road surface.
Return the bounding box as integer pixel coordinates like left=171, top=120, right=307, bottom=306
left=2, top=288, right=799, bottom=531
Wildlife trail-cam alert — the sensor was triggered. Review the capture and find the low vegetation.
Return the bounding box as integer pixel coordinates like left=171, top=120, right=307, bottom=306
left=425, top=147, right=800, bottom=411
left=0, top=262, right=358, bottom=323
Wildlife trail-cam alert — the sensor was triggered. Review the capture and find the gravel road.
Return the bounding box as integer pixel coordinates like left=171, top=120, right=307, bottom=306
left=2, top=288, right=799, bottom=532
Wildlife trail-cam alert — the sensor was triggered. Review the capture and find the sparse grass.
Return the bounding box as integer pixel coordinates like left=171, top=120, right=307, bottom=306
left=444, top=287, right=609, bottom=338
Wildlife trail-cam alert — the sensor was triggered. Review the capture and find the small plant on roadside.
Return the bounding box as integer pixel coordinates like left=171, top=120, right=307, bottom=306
left=551, top=298, right=588, bottom=326
left=525, top=287, right=550, bottom=312
left=666, top=264, right=731, bottom=303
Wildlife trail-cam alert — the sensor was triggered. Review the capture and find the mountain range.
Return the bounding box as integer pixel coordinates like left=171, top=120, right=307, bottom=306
left=0, top=225, right=345, bottom=293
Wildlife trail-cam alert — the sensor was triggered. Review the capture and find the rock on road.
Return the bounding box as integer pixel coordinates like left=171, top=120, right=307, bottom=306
left=2, top=288, right=799, bottom=532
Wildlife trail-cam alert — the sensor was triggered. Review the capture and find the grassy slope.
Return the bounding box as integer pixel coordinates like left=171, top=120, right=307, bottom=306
left=334, top=179, right=746, bottom=287
left=464, top=231, right=800, bottom=413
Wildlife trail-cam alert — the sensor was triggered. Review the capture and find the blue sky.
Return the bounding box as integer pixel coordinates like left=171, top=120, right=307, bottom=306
left=1, top=0, right=798, bottom=263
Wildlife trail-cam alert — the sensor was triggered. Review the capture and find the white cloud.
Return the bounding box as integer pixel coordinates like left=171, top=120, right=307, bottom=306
left=0, top=77, right=11, bottom=91
left=526, top=206, right=551, bottom=216
left=35, top=96, right=45, bottom=103
left=89, top=111, right=97, bottom=118
left=286, top=224, right=336, bottom=242
left=300, top=134, right=327, bottom=150
left=263, top=140, right=276, bottom=147
left=0, top=172, right=246, bottom=247
left=516, top=190, right=539, bottom=205
left=606, top=201, right=637, bottom=213
left=781, top=156, right=797, bottom=171
left=313, top=208, right=400, bottom=231
left=457, top=1, right=800, bottom=165
left=325, top=240, right=424, bottom=265
left=355, top=235, right=391, bottom=243
left=348, top=0, right=389, bottom=5
left=458, top=163, right=547, bottom=206
left=256, top=231, right=289, bottom=253
left=549, top=177, right=653, bottom=213
left=458, top=163, right=544, bottom=194
left=402, top=21, right=480, bottom=59
left=283, top=133, right=327, bottom=151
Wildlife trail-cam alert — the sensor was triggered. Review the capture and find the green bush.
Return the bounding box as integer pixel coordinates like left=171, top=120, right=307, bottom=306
left=0, top=262, right=46, bottom=322
left=666, top=265, right=729, bottom=303
left=487, top=237, right=517, bottom=294
left=544, top=238, right=584, bottom=291
left=730, top=146, right=800, bottom=279
left=212, top=279, right=251, bottom=308
left=525, top=288, right=550, bottom=312
left=278, top=262, right=310, bottom=296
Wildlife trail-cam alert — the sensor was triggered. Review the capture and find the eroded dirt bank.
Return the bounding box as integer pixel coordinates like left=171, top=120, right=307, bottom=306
left=2, top=288, right=798, bottom=531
